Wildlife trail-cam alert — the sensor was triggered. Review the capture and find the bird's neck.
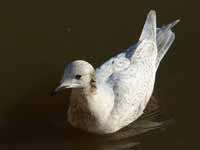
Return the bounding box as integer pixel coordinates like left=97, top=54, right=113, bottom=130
left=68, top=83, right=114, bottom=129
left=88, top=71, right=97, bottom=94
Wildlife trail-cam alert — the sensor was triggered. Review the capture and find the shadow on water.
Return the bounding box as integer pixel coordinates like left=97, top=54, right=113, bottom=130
left=0, top=85, right=172, bottom=150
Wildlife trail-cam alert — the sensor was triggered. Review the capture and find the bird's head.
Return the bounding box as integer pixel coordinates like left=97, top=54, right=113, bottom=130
left=52, top=60, right=96, bottom=95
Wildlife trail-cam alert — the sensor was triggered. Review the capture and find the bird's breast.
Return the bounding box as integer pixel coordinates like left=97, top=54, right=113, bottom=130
left=67, top=89, right=100, bottom=131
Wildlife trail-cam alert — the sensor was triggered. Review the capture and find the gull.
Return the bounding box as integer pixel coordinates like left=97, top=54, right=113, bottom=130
left=52, top=10, right=179, bottom=134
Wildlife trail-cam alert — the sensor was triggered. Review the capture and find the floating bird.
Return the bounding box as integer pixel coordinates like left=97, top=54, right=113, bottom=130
left=52, top=10, right=179, bottom=134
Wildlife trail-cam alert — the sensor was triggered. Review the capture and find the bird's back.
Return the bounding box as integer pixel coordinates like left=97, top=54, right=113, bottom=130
left=103, top=40, right=157, bottom=132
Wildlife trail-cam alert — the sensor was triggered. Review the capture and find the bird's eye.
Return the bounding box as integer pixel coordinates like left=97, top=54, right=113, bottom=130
left=75, top=74, right=82, bottom=80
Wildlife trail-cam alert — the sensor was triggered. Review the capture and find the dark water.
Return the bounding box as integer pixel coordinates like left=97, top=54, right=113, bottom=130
left=0, top=0, right=199, bottom=149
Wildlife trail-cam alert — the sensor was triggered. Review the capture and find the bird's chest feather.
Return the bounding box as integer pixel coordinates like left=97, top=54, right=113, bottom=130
left=67, top=89, right=98, bottom=130
left=67, top=86, right=114, bottom=133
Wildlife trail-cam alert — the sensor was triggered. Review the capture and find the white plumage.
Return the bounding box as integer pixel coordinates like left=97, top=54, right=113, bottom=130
left=53, top=10, right=179, bottom=134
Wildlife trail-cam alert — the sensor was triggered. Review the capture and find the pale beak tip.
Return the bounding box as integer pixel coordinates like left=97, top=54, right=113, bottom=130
left=51, top=85, right=69, bottom=96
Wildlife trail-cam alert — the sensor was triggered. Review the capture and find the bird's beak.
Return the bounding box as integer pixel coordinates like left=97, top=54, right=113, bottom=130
left=51, top=82, right=71, bottom=96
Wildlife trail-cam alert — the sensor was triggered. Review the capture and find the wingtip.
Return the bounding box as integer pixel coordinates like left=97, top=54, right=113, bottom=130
left=149, top=10, right=156, bottom=15
left=147, top=9, right=156, bottom=18
left=147, top=10, right=156, bottom=20
left=139, top=10, right=157, bottom=41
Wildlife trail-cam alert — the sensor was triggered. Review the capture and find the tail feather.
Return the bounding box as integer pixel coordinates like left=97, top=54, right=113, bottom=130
left=156, top=19, right=180, bottom=67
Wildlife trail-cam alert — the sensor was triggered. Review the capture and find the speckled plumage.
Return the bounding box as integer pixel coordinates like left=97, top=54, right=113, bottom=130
left=55, top=10, right=179, bottom=134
